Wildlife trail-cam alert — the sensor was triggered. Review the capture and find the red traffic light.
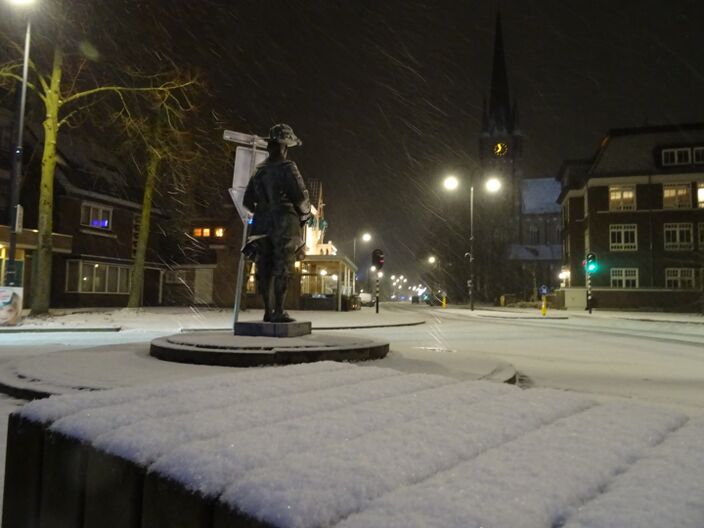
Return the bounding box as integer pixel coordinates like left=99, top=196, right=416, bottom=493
left=371, top=249, right=385, bottom=270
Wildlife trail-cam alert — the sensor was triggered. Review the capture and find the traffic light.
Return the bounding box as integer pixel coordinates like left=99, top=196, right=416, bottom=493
left=584, top=252, right=598, bottom=273
left=371, top=249, right=385, bottom=270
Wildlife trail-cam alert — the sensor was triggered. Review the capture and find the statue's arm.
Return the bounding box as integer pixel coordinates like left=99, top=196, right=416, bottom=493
left=286, top=162, right=312, bottom=222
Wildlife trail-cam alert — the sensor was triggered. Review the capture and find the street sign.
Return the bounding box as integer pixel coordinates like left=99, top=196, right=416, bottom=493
left=228, top=146, right=268, bottom=223
left=223, top=129, right=267, bottom=148
left=539, top=284, right=549, bottom=296
left=12, top=204, right=23, bottom=234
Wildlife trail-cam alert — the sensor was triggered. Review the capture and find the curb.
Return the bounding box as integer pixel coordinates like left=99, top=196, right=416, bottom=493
left=181, top=320, right=426, bottom=333
left=0, top=327, right=121, bottom=334
left=477, top=314, right=569, bottom=320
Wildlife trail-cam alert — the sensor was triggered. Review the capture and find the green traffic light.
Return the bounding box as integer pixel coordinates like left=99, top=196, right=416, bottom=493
left=586, top=262, right=598, bottom=273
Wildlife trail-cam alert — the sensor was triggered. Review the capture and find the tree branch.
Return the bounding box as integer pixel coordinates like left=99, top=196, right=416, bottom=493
left=0, top=70, right=46, bottom=103
left=61, top=79, right=197, bottom=106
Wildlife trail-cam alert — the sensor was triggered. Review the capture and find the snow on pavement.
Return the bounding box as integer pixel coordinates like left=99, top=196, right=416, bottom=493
left=11, top=363, right=704, bottom=527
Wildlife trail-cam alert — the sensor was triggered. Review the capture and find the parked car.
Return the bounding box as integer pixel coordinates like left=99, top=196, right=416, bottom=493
left=359, top=292, right=375, bottom=307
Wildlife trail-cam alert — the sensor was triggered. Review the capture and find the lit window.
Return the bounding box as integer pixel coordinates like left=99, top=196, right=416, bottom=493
left=193, top=228, right=202, bottom=237
left=609, top=224, right=637, bottom=251
left=202, top=228, right=211, bottom=237
left=664, top=223, right=693, bottom=251
left=699, top=222, right=704, bottom=249
left=698, top=183, right=704, bottom=208
left=610, top=268, right=638, bottom=288
left=663, top=184, right=691, bottom=209
left=80, top=203, right=112, bottom=230
left=214, top=227, right=225, bottom=237
left=608, top=185, right=636, bottom=211
left=665, top=268, right=695, bottom=289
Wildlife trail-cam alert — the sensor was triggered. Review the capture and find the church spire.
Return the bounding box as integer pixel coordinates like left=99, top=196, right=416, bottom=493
left=486, top=12, right=513, bottom=134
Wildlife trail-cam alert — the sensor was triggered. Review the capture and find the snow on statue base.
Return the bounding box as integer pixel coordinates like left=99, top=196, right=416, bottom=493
left=150, top=329, right=389, bottom=367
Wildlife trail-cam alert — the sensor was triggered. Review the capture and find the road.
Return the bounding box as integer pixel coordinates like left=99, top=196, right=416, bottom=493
left=367, top=304, right=704, bottom=413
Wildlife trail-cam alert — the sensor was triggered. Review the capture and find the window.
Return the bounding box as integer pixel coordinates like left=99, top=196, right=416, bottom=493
left=80, top=203, right=112, bottom=230
left=662, top=184, right=691, bottom=209
left=527, top=224, right=540, bottom=244
left=665, top=268, right=695, bottom=289
left=610, top=268, right=638, bottom=288
left=698, top=183, right=704, bottom=208
left=662, top=147, right=691, bottom=166
left=202, top=228, right=211, bottom=237
left=165, top=270, right=187, bottom=284
left=214, top=227, right=225, bottom=238
left=694, top=147, right=704, bottom=164
left=664, top=223, right=693, bottom=251
left=609, top=224, right=637, bottom=251
left=193, top=227, right=212, bottom=237
left=609, top=185, right=636, bottom=211
left=699, top=223, right=704, bottom=249
left=65, top=260, right=131, bottom=293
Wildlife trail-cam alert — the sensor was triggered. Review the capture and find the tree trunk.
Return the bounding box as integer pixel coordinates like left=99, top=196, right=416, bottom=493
left=127, top=148, right=160, bottom=308
left=30, top=48, right=63, bottom=315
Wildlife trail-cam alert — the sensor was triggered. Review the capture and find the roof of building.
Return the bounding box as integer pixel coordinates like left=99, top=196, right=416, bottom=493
left=591, top=122, right=704, bottom=176
left=507, top=244, right=562, bottom=261
left=521, top=178, right=561, bottom=214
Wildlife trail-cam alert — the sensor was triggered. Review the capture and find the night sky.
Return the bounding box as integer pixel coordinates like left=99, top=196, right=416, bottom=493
left=7, top=0, right=704, bottom=279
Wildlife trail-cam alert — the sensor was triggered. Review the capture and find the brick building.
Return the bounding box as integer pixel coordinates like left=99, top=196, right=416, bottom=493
left=557, top=123, right=704, bottom=311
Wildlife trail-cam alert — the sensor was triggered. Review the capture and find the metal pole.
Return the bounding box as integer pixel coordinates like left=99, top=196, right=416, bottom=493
left=352, top=237, right=356, bottom=266
left=586, top=269, right=592, bottom=314
left=232, top=143, right=259, bottom=333
left=6, top=19, right=31, bottom=288
left=375, top=276, right=379, bottom=313
left=469, top=184, right=475, bottom=311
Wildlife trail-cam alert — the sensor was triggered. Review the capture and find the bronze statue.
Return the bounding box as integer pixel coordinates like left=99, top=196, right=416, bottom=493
left=243, top=124, right=312, bottom=323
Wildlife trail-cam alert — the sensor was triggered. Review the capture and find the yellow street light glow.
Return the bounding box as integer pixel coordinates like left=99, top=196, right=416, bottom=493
left=377, top=271, right=384, bottom=278
left=370, top=266, right=377, bottom=272
left=391, top=275, right=396, bottom=280
left=319, top=269, right=328, bottom=276
left=403, top=278, right=407, bottom=283
left=428, top=256, right=437, bottom=264
left=443, top=175, right=459, bottom=191
left=485, top=177, right=502, bottom=193
left=8, top=0, right=35, bottom=5
left=361, top=232, right=372, bottom=242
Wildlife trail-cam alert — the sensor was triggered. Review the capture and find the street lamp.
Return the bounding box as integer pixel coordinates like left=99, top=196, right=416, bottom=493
left=428, top=255, right=437, bottom=264
left=442, top=170, right=502, bottom=311
left=352, top=232, right=372, bottom=265
left=4, top=0, right=35, bottom=288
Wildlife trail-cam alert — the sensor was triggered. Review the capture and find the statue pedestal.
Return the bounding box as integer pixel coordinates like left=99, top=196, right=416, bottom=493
left=234, top=321, right=312, bottom=338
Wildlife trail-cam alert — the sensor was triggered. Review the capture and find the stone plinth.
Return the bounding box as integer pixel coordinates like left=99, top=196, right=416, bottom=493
left=150, top=331, right=389, bottom=367
left=235, top=321, right=312, bottom=338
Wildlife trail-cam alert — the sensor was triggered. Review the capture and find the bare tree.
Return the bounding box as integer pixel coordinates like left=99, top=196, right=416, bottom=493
left=0, top=25, right=195, bottom=314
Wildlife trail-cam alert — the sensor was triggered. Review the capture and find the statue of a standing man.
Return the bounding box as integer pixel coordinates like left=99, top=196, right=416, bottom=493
left=243, top=124, right=312, bottom=323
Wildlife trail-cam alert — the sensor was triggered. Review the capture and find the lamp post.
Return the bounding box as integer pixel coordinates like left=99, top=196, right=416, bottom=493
left=5, top=0, right=34, bottom=288
left=443, top=172, right=502, bottom=311
left=352, top=232, right=372, bottom=265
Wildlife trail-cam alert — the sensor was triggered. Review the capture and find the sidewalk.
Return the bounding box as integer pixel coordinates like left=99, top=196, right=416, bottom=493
left=450, top=305, right=704, bottom=324
left=1, top=306, right=425, bottom=333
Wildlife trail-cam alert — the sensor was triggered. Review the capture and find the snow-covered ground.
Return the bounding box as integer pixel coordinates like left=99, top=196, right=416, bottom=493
left=2, top=304, right=704, bottom=525
left=17, top=362, right=704, bottom=527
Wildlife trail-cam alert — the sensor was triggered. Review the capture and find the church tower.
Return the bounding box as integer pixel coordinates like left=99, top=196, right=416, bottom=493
left=479, top=13, right=522, bottom=218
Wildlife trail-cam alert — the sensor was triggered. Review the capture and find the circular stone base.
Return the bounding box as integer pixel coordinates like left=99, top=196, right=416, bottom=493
left=150, top=331, right=390, bottom=367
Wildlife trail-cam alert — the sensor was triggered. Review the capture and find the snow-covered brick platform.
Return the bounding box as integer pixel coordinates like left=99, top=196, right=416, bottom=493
left=3, top=363, right=702, bottom=528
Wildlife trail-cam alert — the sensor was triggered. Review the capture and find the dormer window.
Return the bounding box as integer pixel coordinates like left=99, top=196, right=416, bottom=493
left=694, top=147, right=704, bottom=164
left=80, top=202, right=112, bottom=230
left=662, top=147, right=692, bottom=166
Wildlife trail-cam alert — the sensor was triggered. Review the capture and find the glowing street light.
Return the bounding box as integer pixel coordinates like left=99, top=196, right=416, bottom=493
left=443, top=175, right=459, bottom=191
left=485, top=177, right=502, bottom=193
left=361, top=232, right=372, bottom=242
left=370, top=265, right=377, bottom=272
left=428, top=256, right=437, bottom=264
left=319, top=269, right=328, bottom=276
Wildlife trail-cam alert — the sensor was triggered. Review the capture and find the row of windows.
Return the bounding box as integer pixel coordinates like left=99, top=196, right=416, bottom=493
left=608, top=183, right=704, bottom=211
left=65, top=260, right=131, bottom=294
left=661, top=147, right=704, bottom=167
left=193, top=227, right=225, bottom=238
left=607, top=223, right=704, bottom=252
left=609, top=268, right=698, bottom=289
